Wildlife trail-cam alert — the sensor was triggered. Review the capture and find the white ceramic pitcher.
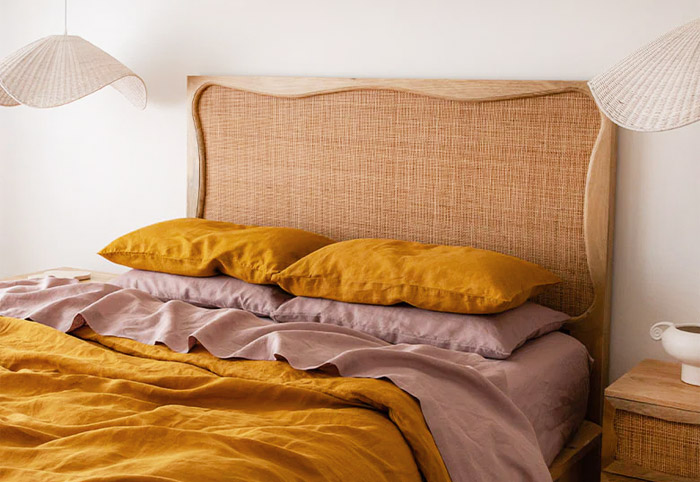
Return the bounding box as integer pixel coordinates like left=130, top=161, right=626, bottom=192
left=650, top=322, right=700, bottom=386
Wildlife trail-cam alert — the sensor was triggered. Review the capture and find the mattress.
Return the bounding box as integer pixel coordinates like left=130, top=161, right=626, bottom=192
left=487, top=331, right=590, bottom=465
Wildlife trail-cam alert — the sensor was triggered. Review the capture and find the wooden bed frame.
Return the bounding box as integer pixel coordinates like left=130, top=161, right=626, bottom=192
left=186, top=75, right=617, bottom=481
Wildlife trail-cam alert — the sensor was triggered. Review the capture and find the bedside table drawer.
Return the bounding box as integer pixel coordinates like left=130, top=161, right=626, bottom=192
left=604, top=399, right=700, bottom=482
left=615, top=410, right=700, bottom=479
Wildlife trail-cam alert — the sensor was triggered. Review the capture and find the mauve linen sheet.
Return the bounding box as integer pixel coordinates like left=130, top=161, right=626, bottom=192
left=486, top=331, right=590, bottom=465
left=0, top=277, right=554, bottom=481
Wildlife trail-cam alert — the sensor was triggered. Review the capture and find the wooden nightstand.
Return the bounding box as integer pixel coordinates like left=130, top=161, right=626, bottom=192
left=602, top=359, right=700, bottom=482
left=1, top=267, right=118, bottom=284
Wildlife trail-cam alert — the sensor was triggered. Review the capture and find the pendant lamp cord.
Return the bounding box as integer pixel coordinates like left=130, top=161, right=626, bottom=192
left=64, top=0, right=68, bottom=35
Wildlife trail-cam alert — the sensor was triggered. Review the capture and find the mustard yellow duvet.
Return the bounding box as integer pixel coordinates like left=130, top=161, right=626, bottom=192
left=0, top=317, right=449, bottom=481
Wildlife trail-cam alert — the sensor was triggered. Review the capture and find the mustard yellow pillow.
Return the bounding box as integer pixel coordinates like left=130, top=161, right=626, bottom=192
left=99, top=218, right=335, bottom=284
left=272, top=238, right=560, bottom=314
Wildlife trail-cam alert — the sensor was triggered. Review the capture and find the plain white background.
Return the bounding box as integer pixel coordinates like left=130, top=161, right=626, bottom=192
left=1, top=0, right=699, bottom=381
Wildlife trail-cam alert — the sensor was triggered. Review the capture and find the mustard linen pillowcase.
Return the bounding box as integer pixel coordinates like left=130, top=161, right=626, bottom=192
left=99, top=218, right=335, bottom=284
left=272, top=238, right=561, bottom=314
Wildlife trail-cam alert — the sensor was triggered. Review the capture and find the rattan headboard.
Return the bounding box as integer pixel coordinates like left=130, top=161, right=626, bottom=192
left=187, top=76, right=616, bottom=422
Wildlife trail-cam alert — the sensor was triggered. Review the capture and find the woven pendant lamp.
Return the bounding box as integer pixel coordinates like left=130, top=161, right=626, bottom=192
left=0, top=1, right=146, bottom=109
left=588, top=17, right=700, bottom=132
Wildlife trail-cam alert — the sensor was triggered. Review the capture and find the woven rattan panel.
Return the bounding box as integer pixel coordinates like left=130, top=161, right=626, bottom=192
left=615, top=410, right=700, bottom=478
left=196, top=86, right=601, bottom=315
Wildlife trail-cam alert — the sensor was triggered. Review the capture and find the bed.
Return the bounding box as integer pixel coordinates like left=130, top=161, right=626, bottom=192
left=187, top=75, right=616, bottom=480
left=0, top=76, right=616, bottom=481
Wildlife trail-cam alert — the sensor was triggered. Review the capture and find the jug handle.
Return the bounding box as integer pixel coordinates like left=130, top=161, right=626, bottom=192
left=650, top=321, right=674, bottom=341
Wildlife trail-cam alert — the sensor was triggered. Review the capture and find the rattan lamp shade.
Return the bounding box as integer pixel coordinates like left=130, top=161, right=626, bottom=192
left=588, top=17, right=700, bottom=132
left=0, top=35, right=146, bottom=109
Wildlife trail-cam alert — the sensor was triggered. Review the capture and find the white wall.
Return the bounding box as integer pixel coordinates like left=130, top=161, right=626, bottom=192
left=1, top=0, right=699, bottom=381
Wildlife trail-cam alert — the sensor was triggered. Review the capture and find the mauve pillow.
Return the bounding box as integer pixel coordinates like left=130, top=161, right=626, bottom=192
left=113, top=270, right=292, bottom=317
left=271, top=297, right=569, bottom=359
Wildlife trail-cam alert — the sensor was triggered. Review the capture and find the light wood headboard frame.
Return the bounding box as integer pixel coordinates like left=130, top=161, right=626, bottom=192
left=187, top=76, right=616, bottom=423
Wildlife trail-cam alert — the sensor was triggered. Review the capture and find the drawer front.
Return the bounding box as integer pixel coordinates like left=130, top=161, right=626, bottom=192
left=613, top=409, right=700, bottom=479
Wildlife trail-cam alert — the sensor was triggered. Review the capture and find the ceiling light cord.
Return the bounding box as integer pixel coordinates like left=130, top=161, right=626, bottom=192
left=64, top=0, right=68, bottom=35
